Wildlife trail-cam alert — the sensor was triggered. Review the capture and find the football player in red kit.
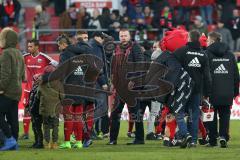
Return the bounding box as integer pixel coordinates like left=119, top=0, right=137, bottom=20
left=20, top=39, right=58, bottom=140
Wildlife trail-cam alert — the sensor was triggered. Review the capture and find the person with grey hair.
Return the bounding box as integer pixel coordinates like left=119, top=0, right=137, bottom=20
left=34, top=4, right=51, bottom=52
left=145, top=41, right=163, bottom=140
left=216, top=20, right=234, bottom=51
left=191, top=15, right=208, bottom=36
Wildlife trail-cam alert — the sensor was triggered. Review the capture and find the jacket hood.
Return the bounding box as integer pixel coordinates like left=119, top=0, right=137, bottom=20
left=207, top=42, right=229, bottom=57
left=89, top=38, right=102, bottom=48
left=0, top=27, right=18, bottom=49
left=66, top=45, right=86, bottom=55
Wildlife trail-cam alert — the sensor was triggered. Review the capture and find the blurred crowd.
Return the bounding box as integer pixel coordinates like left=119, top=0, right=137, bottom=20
left=1, top=0, right=240, bottom=52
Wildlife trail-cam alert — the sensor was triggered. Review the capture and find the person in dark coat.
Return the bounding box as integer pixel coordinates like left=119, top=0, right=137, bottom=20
left=148, top=29, right=195, bottom=147
left=108, top=29, right=145, bottom=145
left=205, top=31, right=239, bottom=148
left=89, top=32, right=110, bottom=138
left=173, top=30, right=212, bottom=147
left=40, top=34, right=99, bottom=149
left=75, top=31, right=96, bottom=147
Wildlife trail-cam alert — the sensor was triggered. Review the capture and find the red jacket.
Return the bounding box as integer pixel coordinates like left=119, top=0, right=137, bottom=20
left=3, top=0, right=15, bottom=16
left=198, top=0, right=215, bottom=6
left=180, top=0, right=195, bottom=7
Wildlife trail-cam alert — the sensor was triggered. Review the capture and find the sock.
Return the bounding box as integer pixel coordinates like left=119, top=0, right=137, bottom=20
left=199, top=118, right=207, bottom=139
left=166, top=119, right=177, bottom=140
left=155, top=106, right=169, bottom=134
left=64, top=120, right=73, bottom=141
left=128, top=117, right=134, bottom=133
left=86, top=103, right=94, bottom=136
left=23, top=117, right=31, bottom=135
left=74, top=105, right=83, bottom=141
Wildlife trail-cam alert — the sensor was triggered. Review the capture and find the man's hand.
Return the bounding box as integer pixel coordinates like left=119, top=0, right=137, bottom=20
left=102, top=84, right=108, bottom=91
left=128, top=81, right=135, bottom=90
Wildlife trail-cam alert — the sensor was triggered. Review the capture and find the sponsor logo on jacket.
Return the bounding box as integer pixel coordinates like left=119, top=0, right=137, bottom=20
left=212, top=58, right=229, bottom=62
left=186, top=51, right=204, bottom=56
left=188, top=57, right=201, bottom=67
left=74, top=66, right=84, bottom=75
left=214, top=64, right=228, bottom=74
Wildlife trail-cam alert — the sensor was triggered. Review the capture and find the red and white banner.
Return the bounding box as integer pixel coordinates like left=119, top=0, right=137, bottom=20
left=231, top=95, right=240, bottom=119
left=70, top=0, right=112, bottom=8
left=18, top=96, right=240, bottom=121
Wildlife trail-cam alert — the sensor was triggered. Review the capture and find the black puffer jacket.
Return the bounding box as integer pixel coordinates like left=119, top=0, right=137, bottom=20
left=206, top=42, right=239, bottom=106
left=153, top=51, right=194, bottom=113
left=42, top=45, right=100, bottom=105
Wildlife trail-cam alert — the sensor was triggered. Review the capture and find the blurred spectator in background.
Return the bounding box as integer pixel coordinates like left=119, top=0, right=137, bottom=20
left=2, top=0, right=21, bottom=25
left=151, top=41, right=162, bottom=60
left=176, top=0, right=196, bottom=29
left=218, top=0, right=236, bottom=24
left=199, top=0, right=215, bottom=25
left=132, top=3, right=145, bottom=24
left=159, top=6, right=173, bottom=29
left=109, top=10, right=121, bottom=40
left=152, top=4, right=173, bottom=39
left=0, top=3, right=7, bottom=28
left=121, top=0, right=147, bottom=20
left=143, top=6, right=154, bottom=28
left=88, top=9, right=102, bottom=29
left=99, top=7, right=112, bottom=29
left=149, top=0, right=169, bottom=15
left=53, top=0, right=66, bottom=16
left=79, top=6, right=91, bottom=29
left=141, top=40, right=153, bottom=61
left=216, top=20, right=234, bottom=50
left=59, top=4, right=82, bottom=32
left=120, top=14, right=131, bottom=29
left=34, top=4, right=51, bottom=52
left=227, top=8, right=240, bottom=51
left=191, top=15, right=208, bottom=35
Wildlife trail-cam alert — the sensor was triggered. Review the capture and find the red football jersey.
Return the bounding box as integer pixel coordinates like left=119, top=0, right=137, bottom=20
left=23, top=52, right=58, bottom=92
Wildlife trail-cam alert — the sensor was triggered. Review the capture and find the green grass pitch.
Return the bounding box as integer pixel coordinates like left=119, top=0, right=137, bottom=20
left=1, top=121, right=240, bottom=160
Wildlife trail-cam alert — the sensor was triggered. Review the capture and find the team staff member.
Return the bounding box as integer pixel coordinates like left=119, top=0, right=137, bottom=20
left=108, top=29, right=145, bottom=145
left=206, top=32, right=239, bottom=148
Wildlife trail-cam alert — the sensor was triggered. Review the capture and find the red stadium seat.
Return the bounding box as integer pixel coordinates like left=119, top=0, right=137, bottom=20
left=46, top=7, right=55, bottom=16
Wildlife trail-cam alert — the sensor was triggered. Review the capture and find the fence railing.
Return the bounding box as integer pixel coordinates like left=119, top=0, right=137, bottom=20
left=18, top=28, right=162, bottom=53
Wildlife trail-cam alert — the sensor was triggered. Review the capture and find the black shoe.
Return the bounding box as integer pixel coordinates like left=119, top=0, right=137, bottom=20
left=106, top=141, right=117, bottom=145
left=219, top=138, right=227, bottom=148
left=163, top=139, right=170, bottom=147
left=198, top=137, right=208, bottom=145
left=206, top=143, right=217, bottom=147
left=180, top=134, right=192, bottom=148
left=126, top=139, right=145, bottom=145
left=29, top=142, right=38, bottom=148
left=169, top=139, right=180, bottom=147
left=163, top=138, right=180, bottom=147
left=33, top=143, right=44, bottom=149
left=146, top=132, right=157, bottom=140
